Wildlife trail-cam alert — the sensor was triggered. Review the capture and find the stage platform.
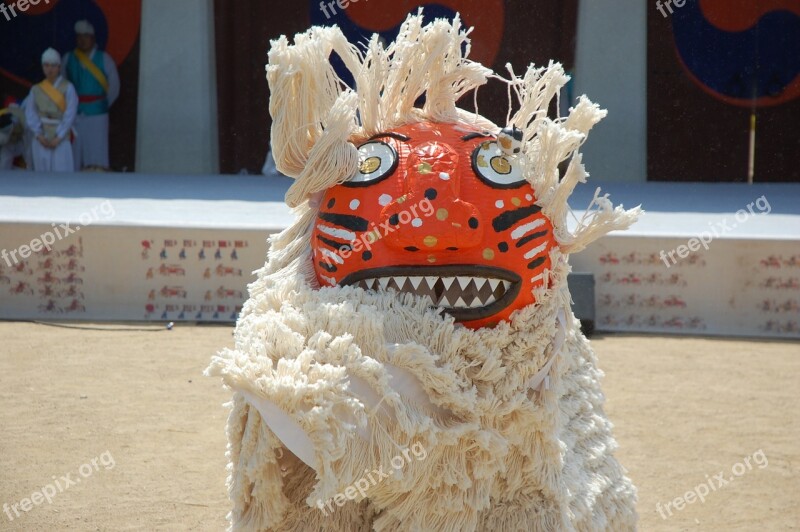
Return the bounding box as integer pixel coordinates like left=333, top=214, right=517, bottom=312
left=1, top=172, right=798, bottom=338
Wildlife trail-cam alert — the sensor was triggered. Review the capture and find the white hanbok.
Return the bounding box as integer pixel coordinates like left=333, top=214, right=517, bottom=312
left=25, top=77, right=78, bottom=172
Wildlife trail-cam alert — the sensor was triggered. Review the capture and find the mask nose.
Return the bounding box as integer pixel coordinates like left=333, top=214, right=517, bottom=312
left=383, top=141, right=483, bottom=251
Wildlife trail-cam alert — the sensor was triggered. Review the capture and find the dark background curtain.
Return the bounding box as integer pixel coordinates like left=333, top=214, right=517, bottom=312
left=647, top=0, right=800, bottom=182
left=213, top=0, right=579, bottom=175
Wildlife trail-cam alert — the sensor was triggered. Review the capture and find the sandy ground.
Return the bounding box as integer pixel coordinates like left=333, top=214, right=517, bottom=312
left=0, top=322, right=797, bottom=531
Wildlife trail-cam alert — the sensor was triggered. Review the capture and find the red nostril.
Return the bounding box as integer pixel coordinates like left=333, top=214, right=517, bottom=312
left=382, top=141, right=483, bottom=251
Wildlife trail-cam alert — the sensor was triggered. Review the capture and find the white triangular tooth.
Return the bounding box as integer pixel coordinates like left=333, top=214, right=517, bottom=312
left=474, top=277, right=489, bottom=292
left=393, top=276, right=407, bottom=287
left=409, top=276, right=423, bottom=290
left=470, top=297, right=484, bottom=308
left=378, top=278, right=390, bottom=290
left=456, top=276, right=471, bottom=291
left=484, top=294, right=497, bottom=305
left=501, top=280, right=512, bottom=292
left=453, top=296, right=468, bottom=308
left=439, top=292, right=454, bottom=307
left=425, top=276, right=438, bottom=289
left=488, top=279, right=500, bottom=291
left=442, top=277, right=456, bottom=290
left=369, top=279, right=379, bottom=290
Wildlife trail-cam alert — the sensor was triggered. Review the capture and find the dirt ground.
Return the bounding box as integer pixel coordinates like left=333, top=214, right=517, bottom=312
left=0, top=322, right=797, bottom=531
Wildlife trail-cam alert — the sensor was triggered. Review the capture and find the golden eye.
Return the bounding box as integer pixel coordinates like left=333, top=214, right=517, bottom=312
left=346, top=141, right=398, bottom=186
left=360, top=157, right=381, bottom=174
left=490, top=156, right=511, bottom=175
left=471, top=140, right=525, bottom=188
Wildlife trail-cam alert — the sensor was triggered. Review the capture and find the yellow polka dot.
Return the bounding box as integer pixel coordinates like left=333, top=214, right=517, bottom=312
left=423, top=236, right=438, bottom=248
left=511, top=197, right=521, bottom=206
left=418, top=162, right=432, bottom=174
left=483, top=248, right=495, bottom=260
left=396, top=195, right=408, bottom=204
left=452, top=222, right=462, bottom=228
left=436, top=208, right=449, bottom=221
left=427, top=255, right=436, bottom=263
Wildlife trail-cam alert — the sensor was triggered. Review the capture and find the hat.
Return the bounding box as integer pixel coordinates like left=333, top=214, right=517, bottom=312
left=41, top=48, right=61, bottom=65
left=75, top=19, right=95, bottom=35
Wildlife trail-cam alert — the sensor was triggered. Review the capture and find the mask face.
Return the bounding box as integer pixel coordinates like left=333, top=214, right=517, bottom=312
left=311, top=121, right=556, bottom=329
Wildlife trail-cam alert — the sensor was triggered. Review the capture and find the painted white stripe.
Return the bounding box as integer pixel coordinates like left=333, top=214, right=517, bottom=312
left=523, top=242, right=548, bottom=260
left=530, top=273, right=543, bottom=284
left=321, top=249, right=344, bottom=264
left=317, top=224, right=356, bottom=242
left=321, top=274, right=337, bottom=286
left=510, top=218, right=545, bottom=240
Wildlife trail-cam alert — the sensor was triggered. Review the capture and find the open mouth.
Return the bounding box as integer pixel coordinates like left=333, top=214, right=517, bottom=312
left=340, top=265, right=521, bottom=321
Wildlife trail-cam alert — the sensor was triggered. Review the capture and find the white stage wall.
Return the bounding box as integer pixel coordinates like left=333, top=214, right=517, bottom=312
left=572, top=236, right=800, bottom=339
left=3, top=222, right=797, bottom=339
left=0, top=224, right=268, bottom=322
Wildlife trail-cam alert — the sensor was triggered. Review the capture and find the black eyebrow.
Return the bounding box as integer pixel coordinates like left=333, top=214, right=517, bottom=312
left=368, top=132, right=411, bottom=142
left=461, top=132, right=493, bottom=141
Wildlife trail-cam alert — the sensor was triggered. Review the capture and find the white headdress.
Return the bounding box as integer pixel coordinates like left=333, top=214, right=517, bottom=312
left=75, top=19, right=95, bottom=35
left=41, top=48, right=61, bottom=65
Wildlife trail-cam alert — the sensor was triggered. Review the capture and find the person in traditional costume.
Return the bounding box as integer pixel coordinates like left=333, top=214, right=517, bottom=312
left=0, top=97, right=27, bottom=170
left=62, top=19, right=120, bottom=171
left=25, top=48, right=78, bottom=173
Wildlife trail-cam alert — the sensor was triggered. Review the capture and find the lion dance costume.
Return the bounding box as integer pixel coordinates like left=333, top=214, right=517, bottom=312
left=208, top=13, right=639, bottom=531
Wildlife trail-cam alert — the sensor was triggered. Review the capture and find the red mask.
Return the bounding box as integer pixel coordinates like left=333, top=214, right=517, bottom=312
left=311, top=121, right=556, bottom=329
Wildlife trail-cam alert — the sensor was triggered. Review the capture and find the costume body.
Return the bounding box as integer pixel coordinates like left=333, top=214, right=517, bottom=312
left=209, top=14, right=639, bottom=531
left=63, top=47, right=119, bottom=170
left=25, top=77, right=78, bottom=172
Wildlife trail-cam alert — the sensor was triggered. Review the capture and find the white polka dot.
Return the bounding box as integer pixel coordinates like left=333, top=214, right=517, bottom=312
left=439, top=172, right=450, bottom=181
left=525, top=194, right=533, bottom=201
left=411, top=218, right=422, bottom=227
left=378, top=194, right=392, bottom=206
left=495, top=200, right=505, bottom=209
left=349, top=199, right=360, bottom=210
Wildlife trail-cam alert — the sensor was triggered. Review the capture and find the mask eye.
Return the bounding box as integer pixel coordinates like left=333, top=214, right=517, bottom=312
left=345, top=141, right=398, bottom=187
left=471, top=141, right=526, bottom=188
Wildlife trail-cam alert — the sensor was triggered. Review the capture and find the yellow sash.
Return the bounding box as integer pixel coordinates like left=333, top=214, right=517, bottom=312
left=39, top=80, right=66, bottom=113
left=74, top=49, right=109, bottom=93
left=0, top=108, right=9, bottom=117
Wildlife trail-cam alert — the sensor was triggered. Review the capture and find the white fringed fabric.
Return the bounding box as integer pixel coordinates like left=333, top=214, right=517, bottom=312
left=207, top=11, right=639, bottom=531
